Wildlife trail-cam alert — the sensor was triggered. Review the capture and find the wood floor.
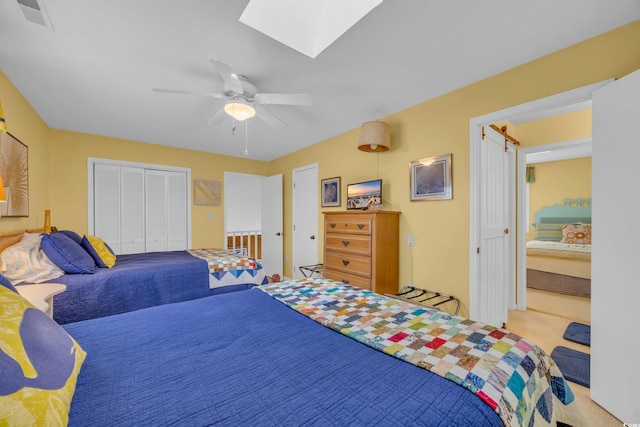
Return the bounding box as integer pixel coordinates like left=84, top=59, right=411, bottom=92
left=506, top=306, right=620, bottom=426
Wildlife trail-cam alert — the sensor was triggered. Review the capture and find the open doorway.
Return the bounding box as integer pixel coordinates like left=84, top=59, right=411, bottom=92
left=469, top=79, right=610, bottom=323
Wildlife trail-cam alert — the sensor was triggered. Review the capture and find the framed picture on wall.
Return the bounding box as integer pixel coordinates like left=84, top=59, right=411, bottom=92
left=0, top=132, right=29, bottom=216
left=410, top=153, right=452, bottom=201
left=321, top=176, right=341, bottom=207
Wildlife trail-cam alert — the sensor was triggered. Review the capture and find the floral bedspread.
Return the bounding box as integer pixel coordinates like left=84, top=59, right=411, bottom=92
left=259, top=278, right=586, bottom=427
left=187, top=248, right=266, bottom=289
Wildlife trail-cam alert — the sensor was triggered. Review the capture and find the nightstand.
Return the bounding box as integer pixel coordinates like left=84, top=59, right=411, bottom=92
left=16, top=283, right=67, bottom=318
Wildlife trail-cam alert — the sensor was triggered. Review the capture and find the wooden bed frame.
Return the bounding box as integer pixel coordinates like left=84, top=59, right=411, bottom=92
left=0, top=209, right=53, bottom=252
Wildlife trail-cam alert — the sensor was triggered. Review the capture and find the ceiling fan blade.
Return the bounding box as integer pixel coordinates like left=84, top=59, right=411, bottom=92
left=152, top=88, right=226, bottom=98
left=255, top=93, right=312, bottom=106
left=208, top=107, right=228, bottom=125
left=210, top=60, right=244, bottom=95
left=254, top=104, right=287, bottom=129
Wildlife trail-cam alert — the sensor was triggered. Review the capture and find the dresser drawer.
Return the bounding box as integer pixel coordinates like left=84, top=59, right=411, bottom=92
left=325, top=233, right=371, bottom=256
left=325, top=215, right=371, bottom=235
left=324, top=268, right=372, bottom=290
left=324, top=251, right=371, bottom=277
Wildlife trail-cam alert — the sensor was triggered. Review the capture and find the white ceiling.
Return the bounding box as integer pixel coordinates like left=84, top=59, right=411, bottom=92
left=0, top=1, right=638, bottom=161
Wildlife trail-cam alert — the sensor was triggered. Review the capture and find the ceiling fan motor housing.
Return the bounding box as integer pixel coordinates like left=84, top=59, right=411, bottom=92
left=224, top=75, right=257, bottom=99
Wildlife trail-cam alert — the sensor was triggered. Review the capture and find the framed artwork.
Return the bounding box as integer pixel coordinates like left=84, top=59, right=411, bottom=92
left=0, top=132, right=29, bottom=216
left=410, top=153, right=452, bottom=201
left=321, top=176, right=341, bottom=207
left=194, top=179, right=221, bottom=206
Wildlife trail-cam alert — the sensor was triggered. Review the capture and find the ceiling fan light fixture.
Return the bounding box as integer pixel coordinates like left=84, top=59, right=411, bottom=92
left=224, top=102, right=256, bottom=121
left=358, top=120, right=390, bottom=152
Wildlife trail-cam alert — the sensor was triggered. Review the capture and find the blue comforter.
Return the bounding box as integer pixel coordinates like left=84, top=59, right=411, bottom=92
left=64, top=288, right=502, bottom=426
left=49, top=251, right=253, bottom=324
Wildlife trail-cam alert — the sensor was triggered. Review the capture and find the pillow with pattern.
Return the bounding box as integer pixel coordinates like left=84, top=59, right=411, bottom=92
left=0, top=233, right=65, bottom=285
left=80, top=235, right=116, bottom=268
left=0, top=286, right=86, bottom=426
left=532, top=223, right=563, bottom=241
left=560, top=223, right=592, bottom=244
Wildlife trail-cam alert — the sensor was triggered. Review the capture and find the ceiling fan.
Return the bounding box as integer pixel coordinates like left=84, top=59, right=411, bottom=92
left=153, top=60, right=312, bottom=129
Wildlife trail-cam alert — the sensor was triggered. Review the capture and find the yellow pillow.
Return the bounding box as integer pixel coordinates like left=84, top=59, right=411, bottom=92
left=0, top=287, right=86, bottom=426
left=81, top=235, right=116, bottom=268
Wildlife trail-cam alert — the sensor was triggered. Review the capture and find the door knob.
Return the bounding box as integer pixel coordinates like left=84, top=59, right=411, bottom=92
left=310, top=235, right=315, bottom=240
left=276, top=232, right=282, bottom=236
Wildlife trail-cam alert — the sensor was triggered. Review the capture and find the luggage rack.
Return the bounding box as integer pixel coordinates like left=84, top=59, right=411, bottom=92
left=386, top=285, right=460, bottom=315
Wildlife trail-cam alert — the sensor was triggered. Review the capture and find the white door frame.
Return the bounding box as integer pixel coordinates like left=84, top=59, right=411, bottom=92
left=291, top=163, right=318, bottom=279
left=469, top=80, right=611, bottom=320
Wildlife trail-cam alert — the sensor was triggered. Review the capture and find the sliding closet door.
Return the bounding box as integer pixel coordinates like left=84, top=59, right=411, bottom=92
left=93, top=164, right=122, bottom=253
left=166, top=171, right=188, bottom=251
left=121, top=167, right=145, bottom=254
left=90, top=158, right=191, bottom=254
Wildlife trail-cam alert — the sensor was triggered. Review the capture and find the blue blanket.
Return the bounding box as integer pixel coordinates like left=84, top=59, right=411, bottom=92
left=48, top=251, right=254, bottom=324
left=64, top=288, right=502, bottom=426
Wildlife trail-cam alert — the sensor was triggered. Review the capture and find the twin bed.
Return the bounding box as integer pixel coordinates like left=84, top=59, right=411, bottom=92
left=0, top=211, right=267, bottom=324
left=0, top=212, right=586, bottom=426
left=526, top=198, right=591, bottom=298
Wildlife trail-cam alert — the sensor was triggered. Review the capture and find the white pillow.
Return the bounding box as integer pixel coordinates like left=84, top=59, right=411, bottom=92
left=0, top=233, right=65, bottom=285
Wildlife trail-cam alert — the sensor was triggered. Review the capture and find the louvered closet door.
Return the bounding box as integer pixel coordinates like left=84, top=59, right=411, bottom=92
left=93, top=164, right=122, bottom=253
left=166, top=171, right=187, bottom=251
left=121, top=167, right=145, bottom=254
left=145, top=170, right=168, bottom=252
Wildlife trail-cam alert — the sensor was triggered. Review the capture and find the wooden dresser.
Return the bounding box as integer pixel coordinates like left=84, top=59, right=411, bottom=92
left=323, top=210, right=400, bottom=295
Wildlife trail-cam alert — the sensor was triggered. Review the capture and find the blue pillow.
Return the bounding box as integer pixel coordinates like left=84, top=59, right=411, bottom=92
left=0, top=274, right=18, bottom=293
left=80, top=235, right=116, bottom=268
left=40, top=233, right=96, bottom=274
left=55, top=230, right=83, bottom=245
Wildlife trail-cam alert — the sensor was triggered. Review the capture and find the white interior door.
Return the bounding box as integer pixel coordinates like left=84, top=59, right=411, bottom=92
left=260, top=174, right=283, bottom=277
left=591, top=68, right=640, bottom=422
left=292, top=164, right=318, bottom=279
left=478, top=127, right=515, bottom=327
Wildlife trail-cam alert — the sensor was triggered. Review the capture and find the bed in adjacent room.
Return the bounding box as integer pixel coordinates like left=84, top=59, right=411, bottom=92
left=0, top=276, right=585, bottom=427
left=0, top=210, right=267, bottom=324
left=526, top=198, right=591, bottom=298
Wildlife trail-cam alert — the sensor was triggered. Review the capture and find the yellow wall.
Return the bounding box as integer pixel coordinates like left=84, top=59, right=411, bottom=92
left=268, top=20, right=640, bottom=316
left=2, top=20, right=639, bottom=316
left=527, top=157, right=592, bottom=240
left=0, top=71, right=51, bottom=230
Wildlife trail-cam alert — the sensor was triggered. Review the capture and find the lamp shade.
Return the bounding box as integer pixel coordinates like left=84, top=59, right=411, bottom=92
left=358, top=121, right=390, bottom=152
left=224, top=102, right=256, bottom=121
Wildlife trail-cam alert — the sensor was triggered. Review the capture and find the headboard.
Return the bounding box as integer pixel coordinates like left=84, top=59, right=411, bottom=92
left=533, top=198, right=591, bottom=225
left=0, top=209, right=53, bottom=252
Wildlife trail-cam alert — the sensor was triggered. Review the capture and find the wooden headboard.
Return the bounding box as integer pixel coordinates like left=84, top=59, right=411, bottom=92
left=533, top=198, right=592, bottom=225
left=0, top=209, right=53, bottom=252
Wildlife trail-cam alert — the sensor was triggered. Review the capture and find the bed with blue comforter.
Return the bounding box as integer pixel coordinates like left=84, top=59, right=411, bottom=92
left=47, top=250, right=266, bottom=324
left=0, top=277, right=585, bottom=426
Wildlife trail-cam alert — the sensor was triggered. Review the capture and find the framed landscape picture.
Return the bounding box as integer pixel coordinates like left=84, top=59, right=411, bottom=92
left=321, top=176, right=341, bottom=207
left=410, top=153, right=452, bottom=201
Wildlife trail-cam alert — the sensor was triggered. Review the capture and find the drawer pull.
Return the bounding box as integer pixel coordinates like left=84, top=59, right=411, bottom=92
left=330, top=223, right=336, bottom=228
left=342, top=260, right=350, bottom=266
left=357, top=224, right=365, bottom=229
left=341, top=279, right=350, bottom=284
left=342, top=240, right=350, bottom=246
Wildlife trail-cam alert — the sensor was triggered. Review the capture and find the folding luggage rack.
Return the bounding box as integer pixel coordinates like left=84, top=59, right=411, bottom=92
left=386, top=285, right=460, bottom=315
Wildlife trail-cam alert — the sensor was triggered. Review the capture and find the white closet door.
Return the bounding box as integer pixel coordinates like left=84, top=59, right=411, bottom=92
left=121, top=167, right=145, bottom=254
left=145, top=170, right=168, bottom=252
left=93, top=164, right=121, bottom=253
left=166, top=171, right=187, bottom=251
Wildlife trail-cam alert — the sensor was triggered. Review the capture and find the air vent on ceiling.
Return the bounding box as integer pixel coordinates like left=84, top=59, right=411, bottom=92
left=17, top=0, right=54, bottom=30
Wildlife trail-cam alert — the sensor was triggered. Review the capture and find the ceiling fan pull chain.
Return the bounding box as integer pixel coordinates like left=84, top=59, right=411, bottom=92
left=244, top=120, right=249, bottom=156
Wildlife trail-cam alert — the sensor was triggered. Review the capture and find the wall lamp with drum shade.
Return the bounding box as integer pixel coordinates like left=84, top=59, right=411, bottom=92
left=357, top=120, right=390, bottom=152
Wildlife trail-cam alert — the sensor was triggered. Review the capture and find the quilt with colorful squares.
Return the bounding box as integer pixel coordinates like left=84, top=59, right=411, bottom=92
left=187, top=248, right=266, bottom=289
left=259, top=278, right=586, bottom=427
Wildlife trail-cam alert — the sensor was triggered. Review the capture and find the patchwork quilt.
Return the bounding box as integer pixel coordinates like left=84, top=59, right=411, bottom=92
left=259, top=278, right=586, bottom=427
left=187, top=248, right=266, bottom=289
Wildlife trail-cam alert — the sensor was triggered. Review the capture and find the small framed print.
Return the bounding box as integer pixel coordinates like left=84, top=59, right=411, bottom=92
left=321, top=176, right=341, bottom=207
left=410, top=154, right=452, bottom=201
